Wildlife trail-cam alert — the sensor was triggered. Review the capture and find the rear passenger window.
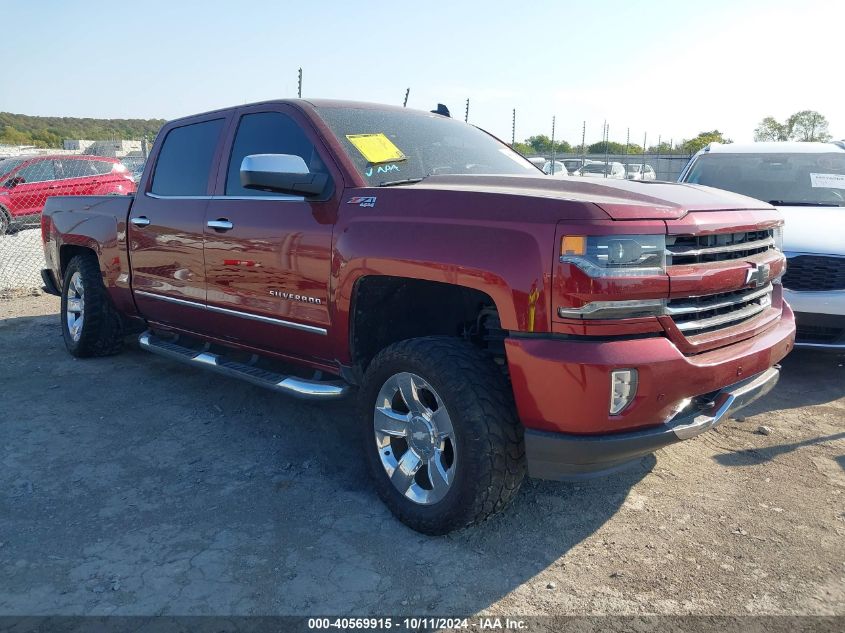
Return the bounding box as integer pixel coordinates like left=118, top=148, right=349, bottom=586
left=61, top=159, right=97, bottom=178
left=95, top=160, right=116, bottom=175
left=225, top=112, right=327, bottom=197
left=151, top=119, right=224, bottom=196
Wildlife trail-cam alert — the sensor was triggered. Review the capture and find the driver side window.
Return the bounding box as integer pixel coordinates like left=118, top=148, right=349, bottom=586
left=226, top=112, right=327, bottom=197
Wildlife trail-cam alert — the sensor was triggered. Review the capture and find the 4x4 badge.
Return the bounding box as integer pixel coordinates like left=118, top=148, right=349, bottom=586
left=745, top=263, right=770, bottom=287
left=347, top=196, right=376, bottom=208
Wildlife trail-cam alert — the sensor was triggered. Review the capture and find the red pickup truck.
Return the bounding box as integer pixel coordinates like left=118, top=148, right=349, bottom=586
left=40, top=100, right=795, bottom=534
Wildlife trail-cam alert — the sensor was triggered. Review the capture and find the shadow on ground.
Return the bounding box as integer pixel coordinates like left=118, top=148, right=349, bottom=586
left=0, top=312, right=649, bottom=615
left=741, top=348, right=845, bottom=415
left=713, top=432, right=845, bottom=468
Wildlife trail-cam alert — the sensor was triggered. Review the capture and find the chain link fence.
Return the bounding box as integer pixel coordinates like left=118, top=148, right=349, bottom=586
left=0, top=142, right=693, bottom=300
left=0, top=146, right=143, bottom=298
left=537, top=153, right=692, bottom=181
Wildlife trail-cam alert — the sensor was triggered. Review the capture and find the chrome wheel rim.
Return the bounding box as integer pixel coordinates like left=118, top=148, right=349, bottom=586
left=373, top=372, right=457, bottom=505
left=65, top=272, right=85, bottom=342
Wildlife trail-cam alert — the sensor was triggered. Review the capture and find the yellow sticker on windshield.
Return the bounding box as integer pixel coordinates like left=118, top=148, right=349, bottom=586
left=346, top=133, right=406, bottom=164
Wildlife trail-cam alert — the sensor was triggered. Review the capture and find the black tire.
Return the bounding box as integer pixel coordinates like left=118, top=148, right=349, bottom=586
left=360, top=336, right=526, bottom=535
left=61, top=254, right=124, bottom=357
left=0, top=206, right=10, bottom=236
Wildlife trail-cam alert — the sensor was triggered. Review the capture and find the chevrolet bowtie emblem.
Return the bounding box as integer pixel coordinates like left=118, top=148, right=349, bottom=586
left=745, top=263, right=770, bottom=287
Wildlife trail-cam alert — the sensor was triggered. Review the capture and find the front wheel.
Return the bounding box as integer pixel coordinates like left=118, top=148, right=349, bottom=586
left=360, top=336, right=526, bottom=535
left=0, top=206, right=10, bottom=236
left=61, top=254, right=123, bottom=357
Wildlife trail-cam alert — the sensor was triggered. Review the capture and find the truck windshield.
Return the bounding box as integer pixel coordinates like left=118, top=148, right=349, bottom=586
left=685, top=153, right=845, bottom=207
left=314, top=106, right=539, bottom=186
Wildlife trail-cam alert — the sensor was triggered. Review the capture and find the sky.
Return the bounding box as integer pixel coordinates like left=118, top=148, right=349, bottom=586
left=4, top=0, right=844, bottom=146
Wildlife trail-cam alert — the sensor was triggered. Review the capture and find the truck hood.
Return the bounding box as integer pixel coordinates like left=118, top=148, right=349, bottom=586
left=408, top=174, right=773, bottom=220
left=777, top=205, right=845, bottom=256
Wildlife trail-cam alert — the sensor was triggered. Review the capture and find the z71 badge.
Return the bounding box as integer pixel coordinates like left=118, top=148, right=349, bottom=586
left=347, top=196, right=377, bottom=208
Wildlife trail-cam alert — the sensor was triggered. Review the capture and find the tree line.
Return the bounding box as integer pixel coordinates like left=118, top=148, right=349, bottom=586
left=511, top=110, right=835, bottom=159
left=512, top=130, right=732, bottom=158
left=753, top=110, right=832, bottom=142
left=0, top=112, right=165, bottom=148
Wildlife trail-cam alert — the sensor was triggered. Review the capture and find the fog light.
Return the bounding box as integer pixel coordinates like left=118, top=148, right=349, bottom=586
left=610, top=369, right=638, bottom=415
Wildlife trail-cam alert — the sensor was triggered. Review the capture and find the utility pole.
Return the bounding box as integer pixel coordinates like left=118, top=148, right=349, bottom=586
left=403, top=88, right=410, bottom=107
left=643, top=132, right=647, bottom=161
left=464, top=98, right=469, bottom=123
left=624, top=127, right=630, bottom=172
left=580, top=121, right=586, bottom=160
left=511, top=109, right=516, bottom=147
left=297, top=68, right=302, bottom=98
left=603, top=121, right=609, bottom=177
left=655, top=134, right=662, bottom=178
left=550, top=116, right=556, bottom=172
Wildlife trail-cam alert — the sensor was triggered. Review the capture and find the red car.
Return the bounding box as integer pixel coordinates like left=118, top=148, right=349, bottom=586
left=0, top=154, right=135, bottom=234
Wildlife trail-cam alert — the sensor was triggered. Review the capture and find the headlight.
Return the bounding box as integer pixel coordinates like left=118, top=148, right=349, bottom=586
left=561, top=234, right=666, bottom=277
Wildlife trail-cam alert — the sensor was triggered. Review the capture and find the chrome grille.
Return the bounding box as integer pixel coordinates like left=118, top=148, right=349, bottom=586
left=667, top=283, right=773, bottom=337
left=667, top=229, right=775, bottom=265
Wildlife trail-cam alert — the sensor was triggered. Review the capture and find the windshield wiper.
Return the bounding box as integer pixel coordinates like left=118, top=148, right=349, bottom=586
left=377, top=173, right=434, bottom=187
left=378, top=177, right=424, bottom=187
left=768, top=200, right=844, bottom=207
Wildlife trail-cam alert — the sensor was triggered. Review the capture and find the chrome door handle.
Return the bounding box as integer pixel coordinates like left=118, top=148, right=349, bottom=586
left=207, top=219, right=234, bottom=231
left=130, top=216, right=150, bottom=227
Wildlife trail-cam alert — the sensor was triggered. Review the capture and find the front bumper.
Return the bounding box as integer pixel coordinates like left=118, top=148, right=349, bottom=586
left=792, top=311, right=845, bottom=349
left=505, top=305, right=795, bottom=479
left=524, top=367, right=779, bottom=480
left=783, top=288, right=845, bottom=349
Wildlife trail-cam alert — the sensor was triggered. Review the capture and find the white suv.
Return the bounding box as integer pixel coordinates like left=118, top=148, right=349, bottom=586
left=679, top=141, right=845, bottom=349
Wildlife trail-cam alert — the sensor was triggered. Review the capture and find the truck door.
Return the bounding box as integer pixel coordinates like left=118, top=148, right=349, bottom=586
left=200, top=106, right=339, bottom=361
left=128, top=116, right=227, bottom=328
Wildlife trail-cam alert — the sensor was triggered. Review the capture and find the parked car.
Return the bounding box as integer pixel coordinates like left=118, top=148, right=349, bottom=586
left=679, top=141, right=845, bottom=349
left=561, top=158, right=597, bottom=174
left=41, top=100, right=793, bottom=534
left=626, top=163, right=656, bottom=181
left=577, top=161, right=626, bottom=178
left=0, top=154, right=135, bottom=234
left=130, top=162, right=146, bottom=184
left=542, top=160, right=569, bottom=176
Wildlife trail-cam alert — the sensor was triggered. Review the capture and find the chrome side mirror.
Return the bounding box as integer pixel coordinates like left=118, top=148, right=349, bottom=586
left=240, top=154, right=328, bottom=196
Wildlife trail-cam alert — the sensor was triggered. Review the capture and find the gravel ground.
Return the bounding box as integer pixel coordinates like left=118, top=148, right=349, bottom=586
left=0, top=295, right=843, bottom=618
left=0, top=229, right=44, bottom=296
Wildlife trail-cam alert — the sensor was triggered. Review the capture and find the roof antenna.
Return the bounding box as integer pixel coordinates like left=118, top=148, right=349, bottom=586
left=431, top=103, right=451, bottom=117
left=403, top=88, right=410, bottom=107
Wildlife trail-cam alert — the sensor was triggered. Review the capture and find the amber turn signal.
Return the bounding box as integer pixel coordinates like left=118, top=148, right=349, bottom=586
left=561, top=235, right=587, bottom=256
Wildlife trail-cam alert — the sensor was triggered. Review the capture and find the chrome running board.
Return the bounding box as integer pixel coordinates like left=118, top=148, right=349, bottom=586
left=138, top=331, right=349, bottom=400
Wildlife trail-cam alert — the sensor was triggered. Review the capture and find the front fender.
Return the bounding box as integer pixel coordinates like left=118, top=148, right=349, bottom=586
left=331, top=217, right=554, bottom=362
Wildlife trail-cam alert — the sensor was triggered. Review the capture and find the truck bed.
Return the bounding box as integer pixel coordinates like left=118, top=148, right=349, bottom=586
left=43, top=194, right=134, bottom=226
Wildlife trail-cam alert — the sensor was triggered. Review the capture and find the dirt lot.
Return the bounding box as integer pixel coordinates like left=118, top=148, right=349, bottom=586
left=1, top=295, right=843, bottom=618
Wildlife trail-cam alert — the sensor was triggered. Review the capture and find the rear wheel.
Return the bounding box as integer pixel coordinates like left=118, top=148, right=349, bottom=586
left=360, top=336, right=525, bottom=535
left=61, top=254, right=123, bottom=357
